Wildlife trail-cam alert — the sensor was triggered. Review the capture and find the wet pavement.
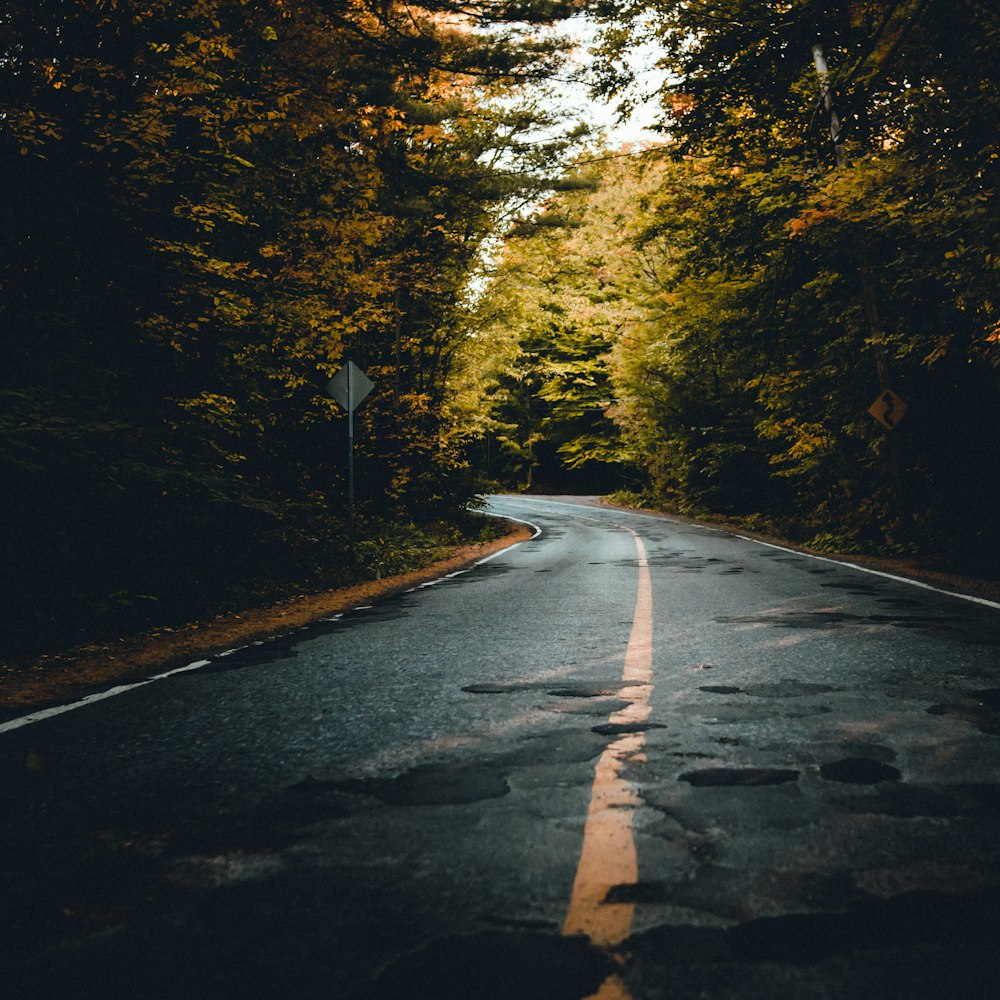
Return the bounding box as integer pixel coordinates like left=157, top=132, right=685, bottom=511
left=2, top=495, right=1000, bottom=998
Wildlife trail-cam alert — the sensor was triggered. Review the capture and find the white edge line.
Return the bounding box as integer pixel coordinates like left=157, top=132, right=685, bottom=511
left=0, top=658, right=221, bottom=735
left=733, top=534, right=1000, bottom=610
left=495, top=496, right=999, bottom=613
left=475, top=510, right=542, bottom=565
left=1, top=513, right=544, bottom=736
left=151, top=659, right=213, bottom=680
left=0, top=681, right=153, bottom=734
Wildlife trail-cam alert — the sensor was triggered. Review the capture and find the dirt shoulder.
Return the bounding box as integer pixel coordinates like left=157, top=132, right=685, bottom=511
left=0, top=524, right=532, bottom=714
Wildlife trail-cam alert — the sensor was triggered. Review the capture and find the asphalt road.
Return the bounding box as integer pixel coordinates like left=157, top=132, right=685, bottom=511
left=3, top=495, right=1000, bottom=999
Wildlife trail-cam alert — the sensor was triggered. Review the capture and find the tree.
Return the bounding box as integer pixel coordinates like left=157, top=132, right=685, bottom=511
left=573, top=0, right=1000, bottom=560
left=458, top=150, right=655, bottom=491
left=0, top=0, right=589, bottom=657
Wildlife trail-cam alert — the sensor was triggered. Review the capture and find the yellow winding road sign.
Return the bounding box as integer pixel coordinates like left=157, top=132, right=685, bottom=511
left=868, top=388, right=908, bottom=430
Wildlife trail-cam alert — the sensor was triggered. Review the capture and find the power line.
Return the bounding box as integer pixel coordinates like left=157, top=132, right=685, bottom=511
left=568, top=145, right=667, bottom=168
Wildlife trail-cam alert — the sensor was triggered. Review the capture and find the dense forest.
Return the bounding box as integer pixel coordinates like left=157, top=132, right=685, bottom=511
left=3, top=1, right=998, bottom=661
left=466, top=0, right=999, bottom=565
left=0, top=0, right=587, bottom=659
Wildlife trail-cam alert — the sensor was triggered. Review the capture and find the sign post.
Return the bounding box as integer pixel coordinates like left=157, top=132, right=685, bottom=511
left=326, top=361, right=374, bottom=555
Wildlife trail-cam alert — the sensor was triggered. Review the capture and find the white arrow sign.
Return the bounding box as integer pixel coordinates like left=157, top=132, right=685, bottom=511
left=327, top=361, right=374, bottom=413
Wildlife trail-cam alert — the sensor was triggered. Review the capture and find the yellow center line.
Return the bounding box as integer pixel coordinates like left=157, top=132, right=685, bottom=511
left=562, top=528, right=653, bottom=998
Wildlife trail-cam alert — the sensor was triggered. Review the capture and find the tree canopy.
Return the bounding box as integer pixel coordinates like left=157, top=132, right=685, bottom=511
left=465, top=0, right=999, bottom=564
left=0, top=0, right=588, bottom=657
left=3, top=0, right=998, bottom=660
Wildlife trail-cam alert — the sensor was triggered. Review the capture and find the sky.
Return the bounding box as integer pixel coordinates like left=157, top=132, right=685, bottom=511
left=555, top=15, right=669, bottom=148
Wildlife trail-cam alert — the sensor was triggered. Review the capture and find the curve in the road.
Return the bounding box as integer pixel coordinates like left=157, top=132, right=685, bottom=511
left=0, top=513, right=544, bottom=737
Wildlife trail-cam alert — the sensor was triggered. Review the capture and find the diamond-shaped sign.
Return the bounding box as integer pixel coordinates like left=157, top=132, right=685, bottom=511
left=327, top=361, right=374, bottom=414
left=867, top=388, right=907, bottom=430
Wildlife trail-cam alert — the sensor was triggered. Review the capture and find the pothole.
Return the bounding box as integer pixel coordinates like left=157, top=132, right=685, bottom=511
left=462, top=680, right=643, bottom=699
left=333, top=763, right=510, bottom=806
left=544, top=698, right=634, bottom=716
left=819, top=758, right=902, bottom=784
left=743, top=680, right=839, bottom=698
left=591, top=721, right=666, bottom=736
left=926, top=699, right=1000, bottom=736
left=368, top=931, right=613, bottom=1000
left=632, top=887, right=1000, bottom=968
left=679, top=768, right=800, bottom=787
left=546, top=684, right=637, bottom=698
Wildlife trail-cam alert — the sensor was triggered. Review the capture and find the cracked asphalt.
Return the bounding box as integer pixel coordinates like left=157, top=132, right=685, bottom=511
left=2, top=495, right=1000, bottom=999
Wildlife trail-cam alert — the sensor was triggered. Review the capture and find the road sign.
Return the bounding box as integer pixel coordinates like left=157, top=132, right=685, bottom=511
left=327, top=361, right=374, bottom=414
left=325, top=361, right=375, bottom=557
left=867, top=388, right=908, bottom=430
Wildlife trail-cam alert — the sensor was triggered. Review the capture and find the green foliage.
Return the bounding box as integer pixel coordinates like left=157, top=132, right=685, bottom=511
left=457, top=152, right=650, bottom=491
left=0, top=0, right=586, bottom=661
left=462, top=0, right=999, bottom=566
left=532, top=0, right=1000, bottom=564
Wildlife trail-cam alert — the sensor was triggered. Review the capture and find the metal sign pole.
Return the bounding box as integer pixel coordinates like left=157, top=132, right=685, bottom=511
left=347, top=366, right=355, bottom=557
left=326, top=361, right=374, bottom=562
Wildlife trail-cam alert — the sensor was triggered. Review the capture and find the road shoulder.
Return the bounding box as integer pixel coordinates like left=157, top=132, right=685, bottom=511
left=0, top=523, right=532, bottom=714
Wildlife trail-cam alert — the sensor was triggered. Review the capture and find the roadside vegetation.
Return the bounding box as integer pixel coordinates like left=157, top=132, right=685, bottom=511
left=1, top=1, right=579, bottom=663
left=3, top=1, right=997, bottom=666
left=467, top=1, right=999, bottom=571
